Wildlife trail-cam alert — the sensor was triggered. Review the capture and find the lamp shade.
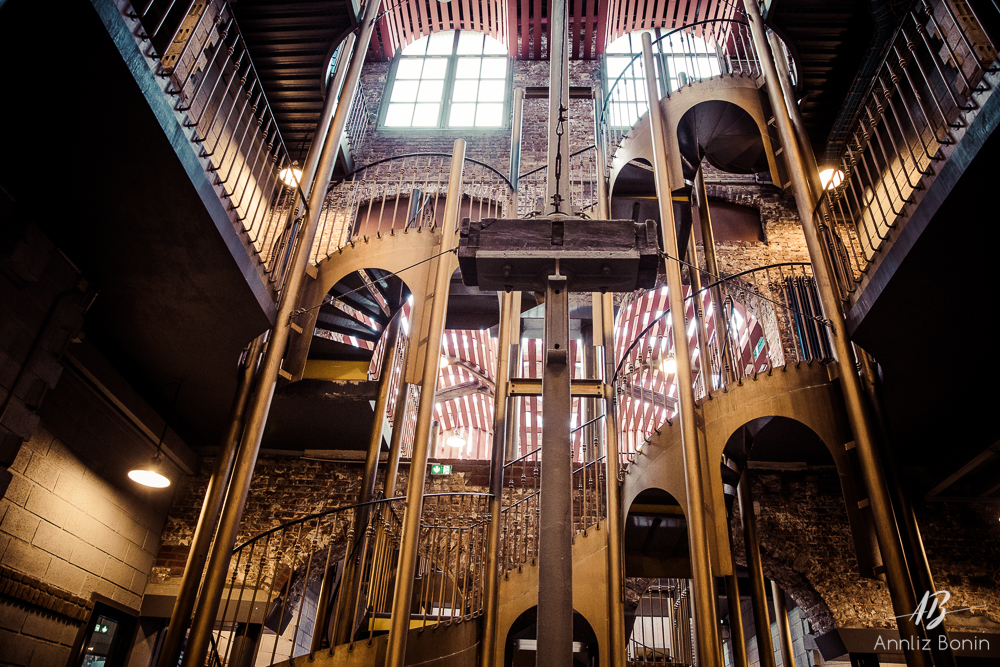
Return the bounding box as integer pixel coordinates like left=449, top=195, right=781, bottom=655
left=128, top=453, right=171, bottom=488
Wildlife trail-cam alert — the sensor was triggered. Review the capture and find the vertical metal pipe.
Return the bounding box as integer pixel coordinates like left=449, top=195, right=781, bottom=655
left=156, top=336, right=261, bottom=667
left=744, top=4, right=930, bottom=665
left=384, top=383, right=410, bottom=497
left=601, top=293, right=627, bottom=667
left=695, top=167, right=729, bottom=387
left=480, top=290, right=515, bottom=667
left=180, top=1, right=383, bottom=663
left=771, top=581, right=796, bottom=667
left=385, top=139, right=466, bottom=667
left=335, top=311, right=403, bottom=644
left=687, top=232, right=712, bottom=396
left=538, top=271, right=573, bottom=667
left=545, top=0, right=571, bottom=214
left=641, top=32, right=721, bottom=667
left=725, top=570, right=749, bottom=667
left=737, top=474, right=776, bottom=667
left=510, top=87, right=526, bottom=213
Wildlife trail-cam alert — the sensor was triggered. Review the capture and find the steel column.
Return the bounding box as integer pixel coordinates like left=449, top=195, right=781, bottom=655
left=745, top=4, right=930, bottom=665
left=641, top=32, right=721, bottom=667
left=772, top=581, right=797, bottom=667
left=180, top=1, right=383, bottom=661
left=480, top=290, right=515, bottom=667
left=510, top=87, right=525, bottom=213
left=385, top=139, right=466, bottom=667
left=694, top=167, right=731, bottom=387
left=545, top=0, right=571, bottom=214
left=538, top=271, right=573, bottom=666
left=724, top=569, right=749, bottom=667
left=334, top=310, right=402, bottom=645
left=601, top=292, right=627, bottom=667
left=738, top=474, right=776, bottom=667
left=687, top=232, right=712, bottom=397
left=156, top=336, right=261, bottom=667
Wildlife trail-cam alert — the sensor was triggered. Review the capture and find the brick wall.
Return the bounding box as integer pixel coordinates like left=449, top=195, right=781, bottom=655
left=730, top=467, right=1000, bottom=637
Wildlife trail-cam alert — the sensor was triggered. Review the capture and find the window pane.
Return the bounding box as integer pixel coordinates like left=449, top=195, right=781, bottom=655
left=606, top=56, right=631, bottom=79
left=396, top=59, right=424, bottom=79
left=477, top=80, right=504, bottom=102
left=426, top=31, right=454, bottom=55
left=417, top=79, right=444, bottom=102
left=385, top=103, right=415, bottom=126
left=452, top=81, right=479, bottom=102
left=483, top=34, right=508, bottom=55
left=457, top=31, right=484, bottom=54
left=455, top=57, right=481, bottom=79
left=479, top=58, right=507, bottom=79
left=402, top=35, right=429, bottom=55
left=412, top=103, right=440, bottom=126
left=390, top=80, right=419, bottom=102
left=449, top=103, right=477, bottom=126
left=422, top=58, right=448, bottom=79
left=475, top=103, right=503, bottom=126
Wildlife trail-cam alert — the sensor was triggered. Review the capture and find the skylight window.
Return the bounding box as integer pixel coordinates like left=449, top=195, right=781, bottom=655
left=382, top=31, right=510, bottom=129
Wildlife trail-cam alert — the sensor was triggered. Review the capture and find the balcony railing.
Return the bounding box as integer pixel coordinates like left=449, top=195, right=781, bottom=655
left=310, top=153, right=514, bottom=263
left=598, top=19, right=766, bottom=172
left=516, top=145, right=600, bottom=217
left=208, top=492, right=490, bottom=664
left=612, top=263, right=832, bottom=469
left=118, top=0, right=373, bottom=292
left=817, top=0, right=997, bottom=301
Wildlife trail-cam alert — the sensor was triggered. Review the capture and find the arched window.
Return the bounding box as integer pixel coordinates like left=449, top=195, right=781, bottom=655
left=381, top=30, right=510, bottom=129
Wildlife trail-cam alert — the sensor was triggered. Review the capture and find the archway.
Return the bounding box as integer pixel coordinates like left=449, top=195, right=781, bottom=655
left=503, top=606, right=601, bottom=667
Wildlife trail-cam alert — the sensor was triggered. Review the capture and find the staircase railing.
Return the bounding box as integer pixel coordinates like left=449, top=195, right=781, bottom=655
left=816, top=0, right=997, bottom=301
left=612, top=262, right=831, bottom=470
left=117, top=0, right=373, bottom=293
left=598, top=19, right=766, bottom=172
left=516, top=145, right=600, bottom=217
left=310, top=153, right=515, bottom=263
left=208, top=491, right=491, bottom=665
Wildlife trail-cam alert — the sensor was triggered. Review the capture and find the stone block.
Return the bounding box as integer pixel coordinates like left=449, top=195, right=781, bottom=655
left=53, top=474, right=122, bottom=532
left=28, top=641, right=71, bottom=666
left=0, top=627, right=35, bottom=664
left=102, top=558, right=135, bottom=590
left=62, top=509, right=105, bottom=546
left=81, top=574, right=117, bottom=602
left=44, top=559, right=87, bottom=597
left=9, top=446, right=31, bottom=475
left=111, top=586, right=141, bottom=612
left=21, top=428, right=52, bottom=457
left=24, top=488, right=70, bottom=528
left=0, top=600, right=27, bottom=632
left=0, top=504, right=38, bottom=542
left=69, top=543, right=107, bottom=577
left=2, top=539, right=51, bottom=579
left=3, top=473, right=31, bottom=507
left=117, top=517, right=145, bottom=547
left=0, top=398, right=40, bottom=441
left=129, top=569, right=147, bottom=596
left=31, top=520, right=77, bottom=561
left=22, top=456, right=58, bottom=493
left=124, top=543, right=154, bottom=575
left=21, top=611, right=77, bottom=645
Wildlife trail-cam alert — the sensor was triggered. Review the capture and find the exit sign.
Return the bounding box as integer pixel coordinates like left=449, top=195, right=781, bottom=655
left=430, top=464, right=453, bottom=475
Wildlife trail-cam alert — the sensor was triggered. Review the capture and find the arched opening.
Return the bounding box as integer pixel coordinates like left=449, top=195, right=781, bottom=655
left=503, top=606, right=601, bottom=667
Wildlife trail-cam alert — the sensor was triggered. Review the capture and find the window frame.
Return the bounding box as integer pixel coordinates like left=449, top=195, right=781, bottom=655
left=377, top=30, right=513, bottom=132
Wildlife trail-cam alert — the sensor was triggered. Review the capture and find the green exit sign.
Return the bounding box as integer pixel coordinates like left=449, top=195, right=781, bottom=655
left=430, top=464, right=453, bottom=475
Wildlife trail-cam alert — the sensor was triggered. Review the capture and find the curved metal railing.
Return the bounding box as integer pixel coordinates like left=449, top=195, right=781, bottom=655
left=516, top=145, right=600, bottom=217
left=598, top=19, right=770, bottom=171
left=612, top=262, right=832, bottom=468
left=815, top=0, right=997, bottom=301
left=206, top=491, right=491, bottom=664
left=310, top=153, right=514, bottom=263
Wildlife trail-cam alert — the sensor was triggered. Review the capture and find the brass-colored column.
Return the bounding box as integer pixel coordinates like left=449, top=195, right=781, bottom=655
left=480, top=290, right=515, bottom=667
left=641, top=32, right=721, bottom=667
left=156, top=336, right=261, bottom=667
left=744, top=3, right=929, bottom=665
left=771, top=581, right=796, bottom=667
left=334, top=311, right=402, bottom=645
left=687, top=232, right=713, bottom=397
left=600, top=293, right=627, bottom=667
left=181, top=1, right=383, bottom=661
left=384, top=382, right=409, bottom=497
left=724, top=571, right=749, bottom=667
left=694, top=167, right=731, bottom=387
left=504, top=293, right=521, bottom=462
left=385, top=139, right=466, bottom=667
left=737, top=474, right=776, bottom=667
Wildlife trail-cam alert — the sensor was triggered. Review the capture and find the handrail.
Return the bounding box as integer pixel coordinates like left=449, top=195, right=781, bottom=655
left=338, top=152, right=515, bottom=190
